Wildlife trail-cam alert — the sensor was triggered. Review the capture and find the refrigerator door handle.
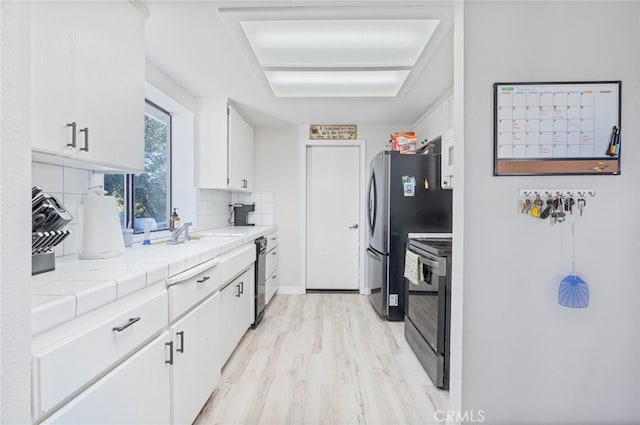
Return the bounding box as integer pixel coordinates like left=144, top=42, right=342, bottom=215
left=367, top=247, right=382, bottom=260
left=368, top=172, right=377, bottom=235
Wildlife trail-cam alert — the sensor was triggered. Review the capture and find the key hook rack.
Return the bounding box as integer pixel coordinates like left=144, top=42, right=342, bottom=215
left=519, top=188, right=595, bottom=223
left=519, top=189, right=596, bottom=199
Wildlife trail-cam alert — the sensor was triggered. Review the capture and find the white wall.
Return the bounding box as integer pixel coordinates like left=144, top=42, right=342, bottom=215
left=253, top=126, right=303, bottom=292
left=461, top=2, right=639, bottom=423
left=253, top=124, right=411, bottom=293
left=0, top=1, right=32, bottom=423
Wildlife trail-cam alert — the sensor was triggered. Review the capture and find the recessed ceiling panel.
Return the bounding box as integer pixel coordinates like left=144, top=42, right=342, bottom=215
left=241, top=19, right=439, bottom=68
left=264, top=70, right=410, bottom=98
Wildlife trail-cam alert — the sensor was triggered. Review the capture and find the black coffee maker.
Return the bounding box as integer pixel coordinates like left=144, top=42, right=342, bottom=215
left=233, top=203, right=255, bottom=226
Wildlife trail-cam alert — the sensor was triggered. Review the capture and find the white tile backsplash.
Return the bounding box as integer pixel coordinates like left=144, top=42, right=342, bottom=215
left=63, top=167, right=91, bottom=194
left=32, top=163, right=94, bottom=257
left=197, top=190, right=276, bottom=228
left=32, top=162, right=64, bottom=193
left=195, top=189, right=232, bottom=230
left=62, top=194, right=84, bottom=225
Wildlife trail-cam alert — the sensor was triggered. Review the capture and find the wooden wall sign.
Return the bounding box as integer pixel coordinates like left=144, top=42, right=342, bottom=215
left=309, top=125, right=357, bottom=140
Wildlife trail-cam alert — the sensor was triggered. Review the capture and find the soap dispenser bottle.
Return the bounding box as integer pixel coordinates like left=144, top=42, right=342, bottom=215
left=170, top=208, right=180, bottom=231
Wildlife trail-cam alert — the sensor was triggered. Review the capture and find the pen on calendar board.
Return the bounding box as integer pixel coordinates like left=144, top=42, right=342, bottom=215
left=607, top=125, right=620, bottom=156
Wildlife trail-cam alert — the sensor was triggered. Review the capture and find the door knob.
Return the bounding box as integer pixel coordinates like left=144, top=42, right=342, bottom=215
left=349, top=223, right=359, bottom=229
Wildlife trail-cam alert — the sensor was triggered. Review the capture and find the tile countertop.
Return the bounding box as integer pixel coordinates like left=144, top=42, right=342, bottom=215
left=31, top=225, right=276, bottom=336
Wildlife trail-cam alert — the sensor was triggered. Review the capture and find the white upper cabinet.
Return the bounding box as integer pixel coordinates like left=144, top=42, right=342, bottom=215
left=31, top=1, right=146, bottom=173
left=228, top=106, right=255, bottom=191
left=198, top=99, right=254, bottom=191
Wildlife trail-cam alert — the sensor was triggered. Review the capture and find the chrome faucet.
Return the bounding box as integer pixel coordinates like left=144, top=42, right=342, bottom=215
left=166, top=222, right=192, bottom=245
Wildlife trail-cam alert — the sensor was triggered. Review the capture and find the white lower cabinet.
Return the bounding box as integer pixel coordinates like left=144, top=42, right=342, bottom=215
left=219, top=267, right=254, bottom=365
left=33, top=242, right=260, bottom=425
left=265, top=232, right=279, bottom=305
left=43, top=332, right=172, bottom=424
left=171, top=292, right=221, bottom=425
left=32, top=289, right=169, bottom=419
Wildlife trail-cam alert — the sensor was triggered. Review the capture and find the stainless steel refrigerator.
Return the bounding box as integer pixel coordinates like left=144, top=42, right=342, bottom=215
left=367, top=151, right=452, bottom=321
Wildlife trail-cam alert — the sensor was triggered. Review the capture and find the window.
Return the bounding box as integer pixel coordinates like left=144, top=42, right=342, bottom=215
left=105, top=101, right=171, bottom=233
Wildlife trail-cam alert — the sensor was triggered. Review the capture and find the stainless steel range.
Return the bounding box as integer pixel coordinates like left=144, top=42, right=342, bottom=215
left=404, top=238, right=452, bottom=389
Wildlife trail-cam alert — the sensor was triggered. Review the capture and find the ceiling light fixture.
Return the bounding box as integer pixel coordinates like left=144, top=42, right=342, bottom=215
left=239, top=18, right=439, bottom=98
left=264, top=70, right=410, bottom=98
left=241, top=19, right=439, bottom=68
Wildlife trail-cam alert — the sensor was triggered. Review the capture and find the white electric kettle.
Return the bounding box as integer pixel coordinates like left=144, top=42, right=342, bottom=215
left=79, top=188, right=124, bottom=260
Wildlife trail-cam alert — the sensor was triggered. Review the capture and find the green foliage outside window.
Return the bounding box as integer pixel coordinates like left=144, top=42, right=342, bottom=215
left=104, top=101, right=171, bottom=232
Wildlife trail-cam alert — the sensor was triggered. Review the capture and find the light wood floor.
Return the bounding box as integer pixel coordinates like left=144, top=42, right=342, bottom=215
left=195, top=293, right=448, bottom=425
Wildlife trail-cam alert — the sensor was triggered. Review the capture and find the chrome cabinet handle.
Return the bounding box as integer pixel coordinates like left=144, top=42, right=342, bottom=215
left=112, top=317, right=140, bottom=332
left=176, top=331, right=185, bottom=353
left=239, top=281, right=244, bottom=294
left=196, top=276, right=210, bottom=284
left=66, top=122, right=77, bottom=147
left=165, top=341, right=174, bottom=365
left=235, top=284, right=241, bottom=297
left=271, top=251, right=277, bottom=256
left=79, top=127, right=89, bottom=152
left=349, top=223, right=359, bottom=229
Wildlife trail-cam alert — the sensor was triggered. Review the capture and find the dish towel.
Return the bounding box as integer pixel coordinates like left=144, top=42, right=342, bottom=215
left=404, top=250, right=423, bottom=286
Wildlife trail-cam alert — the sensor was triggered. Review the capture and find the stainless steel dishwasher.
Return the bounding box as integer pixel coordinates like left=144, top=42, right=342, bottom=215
left=253, top=237, right=267, bottom=328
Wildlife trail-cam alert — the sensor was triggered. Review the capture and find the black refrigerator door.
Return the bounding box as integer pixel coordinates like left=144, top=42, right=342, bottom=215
left=388, top=152, right=452, bottom=236
left=368, top=151, right=389, bottom=253
left=386, top=152, right=452, bottom=321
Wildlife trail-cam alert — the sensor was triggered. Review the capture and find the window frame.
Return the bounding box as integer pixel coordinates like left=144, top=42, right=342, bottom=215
left=108, top=100, right=173, bottom=235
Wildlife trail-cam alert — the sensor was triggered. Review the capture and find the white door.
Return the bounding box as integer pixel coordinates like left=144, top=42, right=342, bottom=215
left=306, top=145, right=360, bottom=290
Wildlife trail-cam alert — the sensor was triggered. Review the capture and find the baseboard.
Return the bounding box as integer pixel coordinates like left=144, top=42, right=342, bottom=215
left=276, top=286, right=305, bottom=295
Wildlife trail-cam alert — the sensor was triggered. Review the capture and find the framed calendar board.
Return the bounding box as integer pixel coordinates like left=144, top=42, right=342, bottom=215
left=494, top=81, right=621, bottom=175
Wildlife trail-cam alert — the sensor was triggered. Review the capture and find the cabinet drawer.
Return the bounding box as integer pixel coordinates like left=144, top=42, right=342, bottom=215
left=266, top=247, right=279, bottom=279
left=265, top=271, right=279, bottom=305
left=167, top=258, right=220, bottom=321
left=42, top=332, right=171, bottom=425
left=266, top=233, right=279, bottom=252
left=32, top=290, right=168, bottom=418
left=218, top=244, right=255, bottom=286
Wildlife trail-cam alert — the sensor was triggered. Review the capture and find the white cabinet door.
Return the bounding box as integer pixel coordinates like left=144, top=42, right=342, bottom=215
left=31, top=1, right=145, bottom=172
left=219, top=267, right=253, bottom=365
left=228, top=106, right=254, bottom=191
left=219, top=279, right=241, bottom=364
left=265, top=232, right=279, bottom=305
left=72, top=1, right=145, bottom=171
left=266, top=270, right=279, bottom=305
left=30, top=2, right=79, bottom=158
left=197, top=100, right=254, bottom=191
left=43, top=332, right=172, bottom=425
left=239, top=267, right=255, bottom=330
left=197, top=99, right=228, bottom=189
left=171, top=293, right=221, bottom=425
